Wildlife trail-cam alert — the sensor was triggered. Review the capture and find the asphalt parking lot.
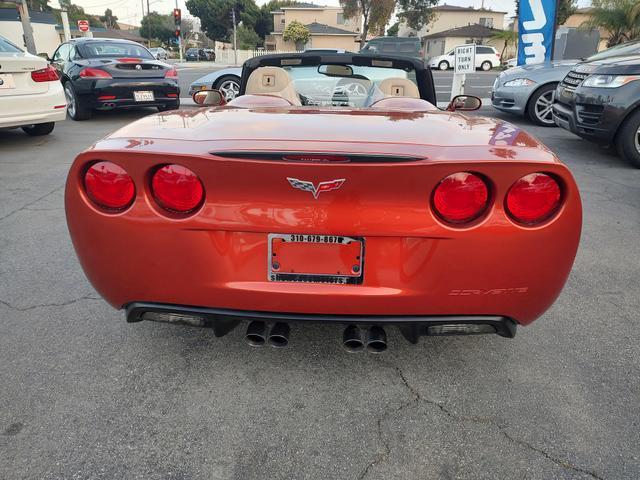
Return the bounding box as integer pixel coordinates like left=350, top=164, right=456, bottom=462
left=1, top=105, right=639, bottom=479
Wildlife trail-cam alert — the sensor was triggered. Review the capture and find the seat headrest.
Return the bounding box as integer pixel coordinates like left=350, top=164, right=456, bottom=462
left=378, top=77, right=420, bottom=99
left=245, top=66, right=301, bottom=106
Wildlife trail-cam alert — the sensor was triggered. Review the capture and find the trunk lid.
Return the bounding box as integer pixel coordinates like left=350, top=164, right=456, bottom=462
left=79, top=58, right=170, bottom=79
left=0, top=52, right=48, bottom=96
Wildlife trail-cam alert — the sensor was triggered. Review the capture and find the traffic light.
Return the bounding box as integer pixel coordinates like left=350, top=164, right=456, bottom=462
left=173, top=8, right=181, bottom=26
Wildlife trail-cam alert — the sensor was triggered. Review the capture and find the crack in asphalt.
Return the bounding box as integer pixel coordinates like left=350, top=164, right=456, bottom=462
left=0, top=185, right=64, bottom=223
left=0, top=294, right=102, bottom=312
left=358, top=358, right=604, bottom=480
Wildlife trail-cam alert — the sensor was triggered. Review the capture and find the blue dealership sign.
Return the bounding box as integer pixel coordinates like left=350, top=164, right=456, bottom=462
left=517, top=0, right=558, bottom=65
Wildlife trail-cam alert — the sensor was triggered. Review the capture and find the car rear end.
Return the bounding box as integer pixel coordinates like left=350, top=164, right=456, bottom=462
left=65, top=109, right=581, bottom=344
left=0, top=40, right=66, bottom=129
left=74, top=57, right=179, bottom=110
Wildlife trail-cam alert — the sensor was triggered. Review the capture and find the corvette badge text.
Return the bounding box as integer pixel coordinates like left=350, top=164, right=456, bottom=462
left=448, top=287, right=529, bottom=296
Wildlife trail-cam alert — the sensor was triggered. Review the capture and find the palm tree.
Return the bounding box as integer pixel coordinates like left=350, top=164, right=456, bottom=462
left=585, top=0, right=640, bottom=47
left=491, top=30, right=518, bottom=63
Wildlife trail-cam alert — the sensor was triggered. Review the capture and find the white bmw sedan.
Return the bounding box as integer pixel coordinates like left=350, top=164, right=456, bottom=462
left=0, top=35, right=66, bottom=136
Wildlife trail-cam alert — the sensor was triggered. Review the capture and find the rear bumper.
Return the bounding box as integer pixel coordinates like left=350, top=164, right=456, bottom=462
left=126, top=302, right=518, bottom=340
left=0, top=83, right=66, bottom=128
left=74, top=78, right=179, bottom=108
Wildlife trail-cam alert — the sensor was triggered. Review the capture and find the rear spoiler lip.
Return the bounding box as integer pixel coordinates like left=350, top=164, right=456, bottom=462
left=210, top=151, right=426, bottom=163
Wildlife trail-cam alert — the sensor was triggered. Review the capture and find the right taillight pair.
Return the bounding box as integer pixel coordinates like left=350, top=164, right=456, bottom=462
left=83, top=162, right=204, bottom=214
left=432, top=172, right=562, bottom=226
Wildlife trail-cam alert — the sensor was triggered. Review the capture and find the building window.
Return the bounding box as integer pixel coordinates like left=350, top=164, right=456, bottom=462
left=479, top=17, right=493, bottom=28
left=337, top=12, right=344, bottom=24
left=281, top=18, right=285, bottom=23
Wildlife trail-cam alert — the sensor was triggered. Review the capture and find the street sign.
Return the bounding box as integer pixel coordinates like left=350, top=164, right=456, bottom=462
left=454, top=45, right=475, bottom=74
left=77, top=20, right=89, bottom=32
left=517, top=0, right=558, bottom=65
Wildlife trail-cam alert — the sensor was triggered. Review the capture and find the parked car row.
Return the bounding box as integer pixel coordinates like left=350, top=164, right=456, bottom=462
left=491, top=39, right=640, bottom=167
left=186, top=48, right=216, bottom=61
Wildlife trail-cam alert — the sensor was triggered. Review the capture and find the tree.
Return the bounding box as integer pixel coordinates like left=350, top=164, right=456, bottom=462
left=340, top=0, right=394, bottom=47
left=386, top=21, right=399, bottom=37
left=557, top=0, right=577, bottom=26
left=584, top=0, right=640, bottom=47
left=185, top=0, right=260, bottom=41
left=237, top=24, right=260, bottom=48
left=55, top=0, right=102, bottom=27
left=99, top=8, right=119, bottom=29
left=396, top=0, right=439, bottom=32
left=491, top=29, right=517, bottom=62
left=140, top=12, right=174, bottom=42
left=283, top=20, right=310, bottom=50
left=254, top=0, right=299, bottom=41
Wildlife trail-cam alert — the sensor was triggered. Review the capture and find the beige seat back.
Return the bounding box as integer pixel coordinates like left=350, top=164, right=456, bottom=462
left=378, top=77, right=420, bottom=99
left=245, top=67, right=301, bottom=106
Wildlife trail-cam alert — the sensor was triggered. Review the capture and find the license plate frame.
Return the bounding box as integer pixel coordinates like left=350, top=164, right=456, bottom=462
left=0, top=74, right=16, bottom=89
left=268, top=233, right=364, bottom=285
left=133, top=90, right=154, bottom=102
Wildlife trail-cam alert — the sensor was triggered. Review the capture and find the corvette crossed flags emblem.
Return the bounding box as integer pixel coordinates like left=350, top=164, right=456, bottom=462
left=287, top=177, right=345, bottom=199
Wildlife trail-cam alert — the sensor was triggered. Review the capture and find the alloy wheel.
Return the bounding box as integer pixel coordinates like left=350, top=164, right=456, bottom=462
left=218, top=79, right=240, bottom=101
left=534, top=90, right=555, bottom=125
left=64, top=84, right=76, bottom=118
left=635, top=125, right=640, bottom=155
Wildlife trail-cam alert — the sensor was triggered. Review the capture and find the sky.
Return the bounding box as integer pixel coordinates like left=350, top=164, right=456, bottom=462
left=48, top=0, right=592, bottom=31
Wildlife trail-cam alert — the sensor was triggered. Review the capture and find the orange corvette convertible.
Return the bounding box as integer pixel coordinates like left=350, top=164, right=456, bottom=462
left=65, top=53, right=582, bottom=352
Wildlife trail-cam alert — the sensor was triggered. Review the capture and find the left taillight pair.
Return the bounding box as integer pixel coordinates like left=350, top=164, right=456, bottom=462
left=31, top=65, right=59, bottom=82
left=84, top=161, right=203, bottom=214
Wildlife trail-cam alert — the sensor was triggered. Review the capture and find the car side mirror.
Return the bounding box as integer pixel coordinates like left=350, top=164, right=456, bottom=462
left=446, top=95, right=482, bottom=112
left=37, top=52, right=51, bottom=62
left=193, top=89, right=226, bottom=106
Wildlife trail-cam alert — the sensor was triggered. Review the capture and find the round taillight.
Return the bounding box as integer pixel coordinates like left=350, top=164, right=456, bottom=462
left=84, top=161, right=135, bottom=211
left=506, top=173, right=562, bottom=225
left=151, top=164, right=204, bottom=213
left=432, top=172, right=489, bottom=224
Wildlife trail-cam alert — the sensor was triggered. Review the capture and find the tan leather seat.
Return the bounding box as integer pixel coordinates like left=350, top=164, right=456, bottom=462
left=378, top=77, right=420, bottom=99
left=245, top=67, right=302, bottom=106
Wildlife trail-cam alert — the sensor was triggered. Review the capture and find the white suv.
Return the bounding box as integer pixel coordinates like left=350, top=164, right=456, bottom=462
left=429, top=45, right=500, bottom=71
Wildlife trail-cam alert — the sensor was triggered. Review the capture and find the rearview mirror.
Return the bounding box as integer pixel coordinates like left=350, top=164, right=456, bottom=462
left=446, top=95, right=482, bottom=112
left=193, top=89, right=226, bottom=106
left=318, top=64, right=354, bottom=77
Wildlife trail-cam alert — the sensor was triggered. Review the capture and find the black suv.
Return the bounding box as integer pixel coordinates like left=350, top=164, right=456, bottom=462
left=553, top=40, right=640, bottom=167
left=360, top=37, right=423, bottom=61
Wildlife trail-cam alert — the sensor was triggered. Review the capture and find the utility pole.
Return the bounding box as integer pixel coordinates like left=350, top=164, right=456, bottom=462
left=17, top=0, right=37, bottom=54
left=232, top=8, right=237, bottom=65
left=146, top=0, right=151, bottom=47
left=61, top=10, right=71, bottom=42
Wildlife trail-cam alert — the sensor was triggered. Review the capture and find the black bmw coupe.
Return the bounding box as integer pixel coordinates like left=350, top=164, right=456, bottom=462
left=49, top=38, right=179, bottom=120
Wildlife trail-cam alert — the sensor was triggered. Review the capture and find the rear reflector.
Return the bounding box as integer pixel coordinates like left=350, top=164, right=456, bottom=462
left=506, top=173, right=561, bottom=225
left=432, top=172, right=489, bottom=224
left=167, top=93, right=178, bottom=97
left=84, top=161, right=135, bottom=211
left=79, top=67, right=112, bottom=79
left=31, top=65, right=59, bottom=82
left=151, top=164, right=204, bottom=213
left=97, top=95, right=116, bottom=100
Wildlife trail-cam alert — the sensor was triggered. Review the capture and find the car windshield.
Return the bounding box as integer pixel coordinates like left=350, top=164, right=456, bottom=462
left=279, top=63, right=419, bottom=107
left=586, top=40, right=640, bottom=61
left=0, top=36, right=22, bottom=53
left=79, top=42, right=153, bottom=59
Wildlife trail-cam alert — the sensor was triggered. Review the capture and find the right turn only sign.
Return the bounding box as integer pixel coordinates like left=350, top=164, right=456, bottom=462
left=454, top=45, right=476, bottom=74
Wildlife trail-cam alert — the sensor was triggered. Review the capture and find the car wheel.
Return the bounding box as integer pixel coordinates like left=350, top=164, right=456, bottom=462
left=438, top=61, right=449, bottom=71
left=527, top=83, right=557, bottom=127
left=22, top=122, right=55, bottom=136
left=481, top=61, right=492, bottom=71
left=615, top=109, right=640, bottom=168
left=215, top=75, right=241, bottom=101
left=157, top=100, right=180, bottom=112
left=64, top=82, right=91, bottom=121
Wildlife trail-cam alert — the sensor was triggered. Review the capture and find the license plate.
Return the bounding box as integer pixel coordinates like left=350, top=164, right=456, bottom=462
left=268, top=234, right=364, bottom=285
left=0, top=74, right=15, bottom=89
left=133, top=90, right=154, bottom=102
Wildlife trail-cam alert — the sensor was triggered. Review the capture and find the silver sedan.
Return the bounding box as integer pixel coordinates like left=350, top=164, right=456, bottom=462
left=188, top=67, right=241, bottom=100
left=491, top=60, right=576, bottom=126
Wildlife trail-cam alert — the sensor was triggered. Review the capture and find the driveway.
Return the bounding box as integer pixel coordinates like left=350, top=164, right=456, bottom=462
left=0, top=108, right=638, bottom=479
